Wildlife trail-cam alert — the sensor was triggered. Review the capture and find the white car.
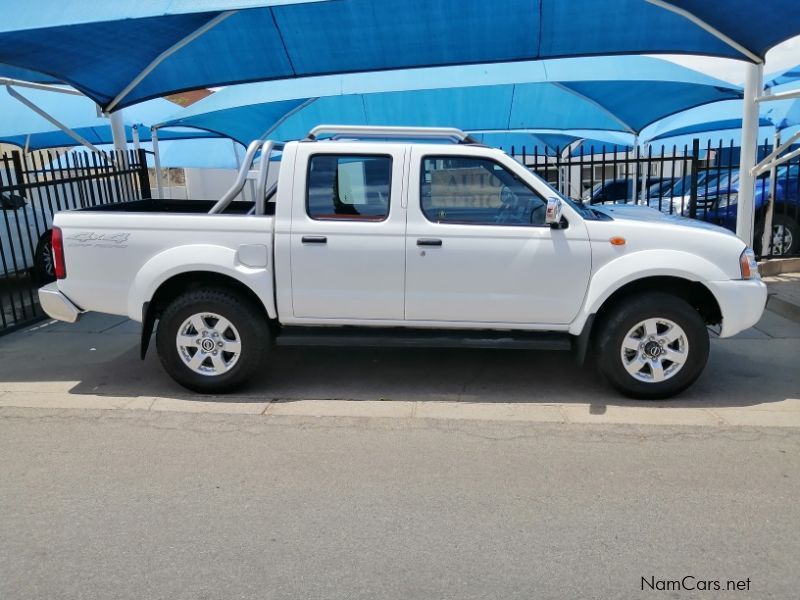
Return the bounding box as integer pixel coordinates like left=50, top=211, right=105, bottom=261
left=38, top=126, right=767, bottom=399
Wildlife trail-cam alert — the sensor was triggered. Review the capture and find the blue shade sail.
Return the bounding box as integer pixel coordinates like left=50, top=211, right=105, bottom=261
left=0, top=85, right=217, bottom=149
left=0, top=0, right=795, bottom=110
left=64, top=138, right=246, bottom=170
left=645, top=84, right=800, bottom=144
left=156, top=57, right=742, bottom=143
left=765, top=64, right=800, bottom=88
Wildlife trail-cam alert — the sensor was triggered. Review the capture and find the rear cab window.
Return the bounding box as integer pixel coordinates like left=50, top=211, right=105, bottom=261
left=307, top=154, right=392, bottom=221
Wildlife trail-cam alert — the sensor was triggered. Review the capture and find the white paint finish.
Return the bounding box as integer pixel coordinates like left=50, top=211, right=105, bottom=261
left=50, top=137, right=766, bottom=347
left=236, top=244, right=269, bottom=268
left=705, top=279, right=768, bottom=337
left=404, top=145, right=591, bottom=324
left=54, top=211, right=276, bottom=320
left=285, top=142, right=407, bottom=321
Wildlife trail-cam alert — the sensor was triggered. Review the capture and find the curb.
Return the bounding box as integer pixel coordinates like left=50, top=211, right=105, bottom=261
left=2, top=393, right=799, bottom=428
left=759, top=257, right=800, bottom=277
left=767, top=295, right=800, bottom=324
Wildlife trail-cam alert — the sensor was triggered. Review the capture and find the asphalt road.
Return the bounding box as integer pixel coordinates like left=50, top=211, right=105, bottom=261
left=1, top=408, right=798, bottom=600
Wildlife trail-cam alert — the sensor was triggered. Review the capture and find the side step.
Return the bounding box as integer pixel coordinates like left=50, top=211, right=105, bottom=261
left=275, top=326, right=572, bottom=351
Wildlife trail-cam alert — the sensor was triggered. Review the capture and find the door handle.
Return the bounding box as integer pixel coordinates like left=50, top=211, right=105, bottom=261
left=417, top=238, right=443, bottom=247
left=301, top=236, right=327, bottom=244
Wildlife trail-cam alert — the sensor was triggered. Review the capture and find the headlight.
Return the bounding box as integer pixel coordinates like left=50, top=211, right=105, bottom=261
left=739, top=247, right=759, bottom=279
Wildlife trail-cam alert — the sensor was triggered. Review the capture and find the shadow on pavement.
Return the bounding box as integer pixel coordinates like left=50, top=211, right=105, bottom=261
left=0, top=311, right=796, bottom=408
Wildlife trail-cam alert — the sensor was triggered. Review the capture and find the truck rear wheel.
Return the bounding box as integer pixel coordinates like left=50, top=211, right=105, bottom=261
left=595, top=292, right=709, bottom=400
left=155, top=288, right=271, bottom=394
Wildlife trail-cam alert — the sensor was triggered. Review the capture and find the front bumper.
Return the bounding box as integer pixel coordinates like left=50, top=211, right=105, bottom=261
left=706, top=279, right=768, bottom=337
left=38, top=282, right=82, bottom=324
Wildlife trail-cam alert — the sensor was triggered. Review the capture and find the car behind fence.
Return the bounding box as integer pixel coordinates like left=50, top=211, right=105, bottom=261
left=510, top=138, right=799, bottom=259
left=0, top=148, right=149, bottom=334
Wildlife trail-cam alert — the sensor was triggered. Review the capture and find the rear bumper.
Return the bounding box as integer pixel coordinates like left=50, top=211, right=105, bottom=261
left=706, top=279, right=768, bottom=337
left=38, top=283, right=82, bottom=324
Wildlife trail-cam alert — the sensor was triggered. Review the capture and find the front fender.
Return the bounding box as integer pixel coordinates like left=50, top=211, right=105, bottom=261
left=127, top=244, right=276, bottom=321
left=568, top=249, right=730, bottom=335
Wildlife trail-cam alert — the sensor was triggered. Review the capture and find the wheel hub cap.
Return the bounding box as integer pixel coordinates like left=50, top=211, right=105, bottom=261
left=620, top=317, right=689, bottom=383
left=176, top=312, right=242, bottom=377
left=643, top=340, right=662, bottom=358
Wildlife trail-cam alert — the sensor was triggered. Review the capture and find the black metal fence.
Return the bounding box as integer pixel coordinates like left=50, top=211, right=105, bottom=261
left=0, top=148, right=150, bottom=334
left=508, top=138, right=800, bottom=258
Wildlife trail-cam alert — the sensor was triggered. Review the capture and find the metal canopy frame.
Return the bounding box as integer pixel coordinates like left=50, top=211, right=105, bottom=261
left=646, top=1, right=769, bottom=246
left=753, top=129, right=800, bottom=176
left=1, top=78, right=102, bottom=153
left=105, top=11, right=238, bottom=113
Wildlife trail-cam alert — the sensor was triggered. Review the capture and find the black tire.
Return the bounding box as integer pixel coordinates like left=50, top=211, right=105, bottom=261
left=769, top=213, right=798, bottom=256
left=155, top=288, right=271, bottom=394
left=595, top=292, right=709, bottom=400
left=33, top=230, right=55, bottom=284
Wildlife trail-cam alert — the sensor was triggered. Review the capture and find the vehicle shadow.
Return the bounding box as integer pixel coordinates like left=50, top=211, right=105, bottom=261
left=65, top=336, right=800, bottom=408
left=0, top=315, right=796, bottom=409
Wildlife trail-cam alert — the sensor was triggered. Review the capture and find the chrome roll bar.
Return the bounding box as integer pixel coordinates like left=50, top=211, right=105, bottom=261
left=208, top=139, right=274, bottom=215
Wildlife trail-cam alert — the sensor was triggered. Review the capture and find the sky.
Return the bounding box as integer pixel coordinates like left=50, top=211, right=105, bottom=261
left=657, top=34, right=800, bottom=84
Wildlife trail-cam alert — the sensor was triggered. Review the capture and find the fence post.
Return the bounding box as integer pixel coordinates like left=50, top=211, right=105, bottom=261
left=689, top=138, right=700, bottom=219
left=136, top=149, right=152, bottom=199
left=10, top=150, right=26, bottom=190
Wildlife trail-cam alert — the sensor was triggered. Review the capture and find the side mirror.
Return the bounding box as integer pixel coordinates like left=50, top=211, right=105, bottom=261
left=545, top=197, right=563, bottom=226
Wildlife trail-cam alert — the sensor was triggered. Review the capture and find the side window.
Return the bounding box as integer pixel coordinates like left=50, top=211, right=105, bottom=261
left=421, top=156, right=546, bottom=226
left=307, top=154, right=392, bottom=221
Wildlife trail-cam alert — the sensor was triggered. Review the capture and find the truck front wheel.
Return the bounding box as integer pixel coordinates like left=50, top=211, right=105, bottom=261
left=595, top=292, right=709, bottom=400
left=155, top=289, right=271, bottom=394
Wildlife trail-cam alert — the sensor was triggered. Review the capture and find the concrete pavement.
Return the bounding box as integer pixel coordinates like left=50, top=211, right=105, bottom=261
left=0, top=309, right=798, bottom=426
left=1, top=408, right=798, bottom=600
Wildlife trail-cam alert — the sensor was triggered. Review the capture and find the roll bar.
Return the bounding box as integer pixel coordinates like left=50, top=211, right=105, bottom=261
left=208, top=139, right=275, bottom=215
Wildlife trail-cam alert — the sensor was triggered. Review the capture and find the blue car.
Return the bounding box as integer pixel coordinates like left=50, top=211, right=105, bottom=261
left=691, top=165, right=799, bottom=256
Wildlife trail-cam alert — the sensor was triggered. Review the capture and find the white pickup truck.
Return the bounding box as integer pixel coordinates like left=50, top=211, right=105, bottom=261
left=38, top=126, right=767, bottom=399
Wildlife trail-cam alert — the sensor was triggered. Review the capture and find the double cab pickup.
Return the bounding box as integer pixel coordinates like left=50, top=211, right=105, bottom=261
left=39, top=126, right=767, bottom=399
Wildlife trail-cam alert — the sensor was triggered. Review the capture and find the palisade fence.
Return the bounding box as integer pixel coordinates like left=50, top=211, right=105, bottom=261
left=508, top=138, right=800, bottom=259
left=0, top=148, right=150, bottom=334
left=0, top=140, right=798, bottom=337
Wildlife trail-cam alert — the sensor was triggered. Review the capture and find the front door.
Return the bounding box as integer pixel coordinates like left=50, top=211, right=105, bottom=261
left=404, top=148, right=591, bottom=325
left=289, top=143, right=408, bottom=320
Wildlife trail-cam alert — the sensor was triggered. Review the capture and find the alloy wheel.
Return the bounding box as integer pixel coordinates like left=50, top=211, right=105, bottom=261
left=619, top=317, right=689, bottom=383
left=175, top=312, right=242, bottom=376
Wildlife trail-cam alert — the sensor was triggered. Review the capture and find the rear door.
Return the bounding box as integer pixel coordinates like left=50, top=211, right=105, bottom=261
left=288, top=142, right=408, bottom=321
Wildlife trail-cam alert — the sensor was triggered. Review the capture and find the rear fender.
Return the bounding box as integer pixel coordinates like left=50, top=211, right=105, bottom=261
left=128, top=244, right=276, bottom=323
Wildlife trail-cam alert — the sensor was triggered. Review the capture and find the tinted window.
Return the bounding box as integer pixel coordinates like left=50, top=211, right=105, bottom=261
left=307, top=154, right=392, bottom=221
left=421, top=157, right=546, bottom=226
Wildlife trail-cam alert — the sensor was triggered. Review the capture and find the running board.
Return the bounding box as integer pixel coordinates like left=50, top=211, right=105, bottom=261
left=276, top=327, right=572, bottom=350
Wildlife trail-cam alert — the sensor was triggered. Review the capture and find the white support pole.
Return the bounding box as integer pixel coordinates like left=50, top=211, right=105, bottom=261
left=630, top=136, right=639, bottom=203
left=639, top=142, right=650, bottom=203
left=735, top=62, right=764, bottom=246
left=109, top=109, right=128, bottom=162
left=760, top=130, right=780, bottom=256
left=151, top=127, right=164, bottom=200
left=131, top=124, right=141, bottom=152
